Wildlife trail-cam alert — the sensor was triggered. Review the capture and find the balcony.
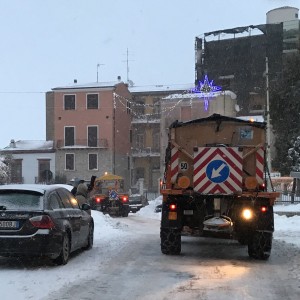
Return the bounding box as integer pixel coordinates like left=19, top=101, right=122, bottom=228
left=131, top=114, right=161, bottom=124
left=56, top=139, right=108, bottom=149
left=131, top=147, right=160, bottom=157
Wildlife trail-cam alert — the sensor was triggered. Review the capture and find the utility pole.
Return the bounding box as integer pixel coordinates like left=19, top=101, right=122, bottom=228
left=266, top=57, right=272, bottom=174
left=97, top=63, right=105, bottom=82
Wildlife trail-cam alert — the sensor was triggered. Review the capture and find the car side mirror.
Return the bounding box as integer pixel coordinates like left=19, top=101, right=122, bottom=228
left=81, top=203, right=91, bottom=211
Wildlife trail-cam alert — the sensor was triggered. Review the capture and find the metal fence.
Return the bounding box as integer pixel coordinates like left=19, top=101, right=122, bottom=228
left=144, top=191, right=300, bottom=205
left=275, top=191, right=300, bottom=204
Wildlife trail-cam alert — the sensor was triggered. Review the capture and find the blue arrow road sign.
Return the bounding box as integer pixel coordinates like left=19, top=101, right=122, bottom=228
left=206, top=160, right=230, bottom=183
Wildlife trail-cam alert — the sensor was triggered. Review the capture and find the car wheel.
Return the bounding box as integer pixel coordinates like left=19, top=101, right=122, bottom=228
left=84, top=224, right=94, bottom=250
left=54, top=233, right=70, bottom=265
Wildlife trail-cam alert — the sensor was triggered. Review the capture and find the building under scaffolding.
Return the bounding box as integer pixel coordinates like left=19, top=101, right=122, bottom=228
left=195, top=23, right=283, bottom=115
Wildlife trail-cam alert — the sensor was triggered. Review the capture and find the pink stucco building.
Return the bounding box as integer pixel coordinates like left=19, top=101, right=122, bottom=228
left=46, top=79, right=132, bottom=188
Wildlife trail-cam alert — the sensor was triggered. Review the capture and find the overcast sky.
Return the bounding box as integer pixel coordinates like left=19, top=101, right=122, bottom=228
left=0, top=0, right=299, bottom=148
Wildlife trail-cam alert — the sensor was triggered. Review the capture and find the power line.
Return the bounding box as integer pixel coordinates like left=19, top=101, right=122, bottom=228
left=0, top=91, right=45, bottom=94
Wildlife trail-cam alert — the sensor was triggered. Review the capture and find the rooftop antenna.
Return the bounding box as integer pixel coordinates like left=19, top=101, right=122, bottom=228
left=122, top=48, right=134, bottom=83
left=97, top=63, right=105, bottom=82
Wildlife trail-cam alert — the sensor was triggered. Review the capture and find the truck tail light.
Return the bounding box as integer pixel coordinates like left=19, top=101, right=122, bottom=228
left=258, top=182, right=265, bottom=191
left=169, top=204, right=177, bottom=211
left=95, top=197, right=102, bottom=203
left=261, top=206, right=268, bottom=213
left=122, top=196, right=128, bottom=202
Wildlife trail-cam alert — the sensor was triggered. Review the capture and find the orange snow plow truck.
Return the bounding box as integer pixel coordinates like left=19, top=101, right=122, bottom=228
left=160, top=114, right=280, bottom=259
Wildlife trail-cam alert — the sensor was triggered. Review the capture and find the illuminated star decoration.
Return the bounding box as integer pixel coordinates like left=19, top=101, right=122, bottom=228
left=191, top=75, right=222, bottom=110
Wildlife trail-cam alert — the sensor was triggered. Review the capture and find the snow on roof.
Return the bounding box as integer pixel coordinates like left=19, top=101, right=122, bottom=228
left=162, top=90, right=237, bottom=100
left=2, top=140, right=54, bottom=151
left=129, top=83, right=194, bottom=93
left=52, top=81, right=124, bottom=90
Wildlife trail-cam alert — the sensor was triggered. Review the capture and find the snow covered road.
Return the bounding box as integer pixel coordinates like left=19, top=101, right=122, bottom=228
left=0, top=201, right=299, bottom=300
left=43, top=213, right=300, bottom=300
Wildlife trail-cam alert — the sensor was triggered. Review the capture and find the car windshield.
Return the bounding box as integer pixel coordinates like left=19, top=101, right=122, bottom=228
left=0, top=190, right=43, bottom=210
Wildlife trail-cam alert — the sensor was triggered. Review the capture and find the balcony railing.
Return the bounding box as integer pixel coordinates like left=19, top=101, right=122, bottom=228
left=131, top=147, right=160, bottom=157
left=131, top=114, right=161, bottom=124
left=9, top=176, right=24, bottom=184
left=56, top=139, right=108, bottom=149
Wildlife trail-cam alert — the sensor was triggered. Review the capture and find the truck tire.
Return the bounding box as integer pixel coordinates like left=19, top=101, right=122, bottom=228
left=122, top=211, right=129, bottom=217
left=161, top=228, right=181, bottom=255
left=248, top=231, right=272, bottom=260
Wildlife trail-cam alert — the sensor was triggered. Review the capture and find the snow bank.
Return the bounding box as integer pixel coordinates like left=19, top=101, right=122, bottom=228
left=136, top=196, right=162, bottom=220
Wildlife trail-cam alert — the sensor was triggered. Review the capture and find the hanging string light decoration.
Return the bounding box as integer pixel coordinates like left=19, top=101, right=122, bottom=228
left=113, top=92, right=186, bottom=119
left=191, top=75, right=222, bottom=110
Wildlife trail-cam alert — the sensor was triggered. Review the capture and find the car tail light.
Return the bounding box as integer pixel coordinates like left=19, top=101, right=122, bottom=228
left=29, top=215, right=55, bottom=229
left=122, top=196, right=128, bottom=202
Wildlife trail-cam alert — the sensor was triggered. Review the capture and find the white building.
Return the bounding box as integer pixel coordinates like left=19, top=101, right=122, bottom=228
left=0, top=140, right=55, bottom=184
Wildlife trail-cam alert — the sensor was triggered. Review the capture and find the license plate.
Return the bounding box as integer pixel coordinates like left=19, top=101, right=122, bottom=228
left=184, top=210, right=193, bottom=215
left=0, top=220, right=19, bottom=229
left=131, top=206, right=137, bottom=209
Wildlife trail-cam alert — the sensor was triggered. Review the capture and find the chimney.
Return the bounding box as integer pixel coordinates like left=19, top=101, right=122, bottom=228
left=117, top=76, right=121, bottom=82
left=9, top=139, right=16, bottom=148
left=74, top=79, right=77, bottom=84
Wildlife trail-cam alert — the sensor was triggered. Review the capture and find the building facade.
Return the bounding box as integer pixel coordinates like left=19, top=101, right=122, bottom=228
left=195, top=6, right=299, bottom=117
left=129, top=84, right=193, bottom=193
left=0, top=140, right=55, bottom=184
left=266, top=6, right=300, bottom=56
left=46, top=80, right=132, bottom=188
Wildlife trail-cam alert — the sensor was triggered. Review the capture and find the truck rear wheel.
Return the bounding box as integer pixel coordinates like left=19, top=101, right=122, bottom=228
left=160, top=228, right=181, bottom=255
left=248, top=231, right=272, bottom=260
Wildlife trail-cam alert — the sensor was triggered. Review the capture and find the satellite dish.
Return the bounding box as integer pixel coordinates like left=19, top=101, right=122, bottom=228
left=235, top=104, right=240, bottom=112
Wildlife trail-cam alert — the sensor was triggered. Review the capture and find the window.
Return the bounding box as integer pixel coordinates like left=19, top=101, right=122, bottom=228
left=126, top=100, right=131, bottom=114
left=57, top=189, right=79, bottom=209
left=89, top=153, right=98, bottom=170
left=136, top=133, right=144, bottom=149
left=0, top=191, right=43, bottom=210
left=38, top=159, right=52, bottom=183
left=49, top=192, right=64, bottom=209
left=10, top=159, right=22, bottom=183
left=88, top=126, right=98, bottom=147
left=65, top=126, right=75, bottom=146
left=87, top=94, right=99, bottom=109
left=65, top=153, right=75, bottom=170
left=153, top=132, right=160, bottom=150
left=64, top=95, right=75, bottom=110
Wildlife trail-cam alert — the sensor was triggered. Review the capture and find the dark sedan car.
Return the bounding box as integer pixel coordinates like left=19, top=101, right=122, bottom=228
left=0, top=184, right=94, bottom=265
